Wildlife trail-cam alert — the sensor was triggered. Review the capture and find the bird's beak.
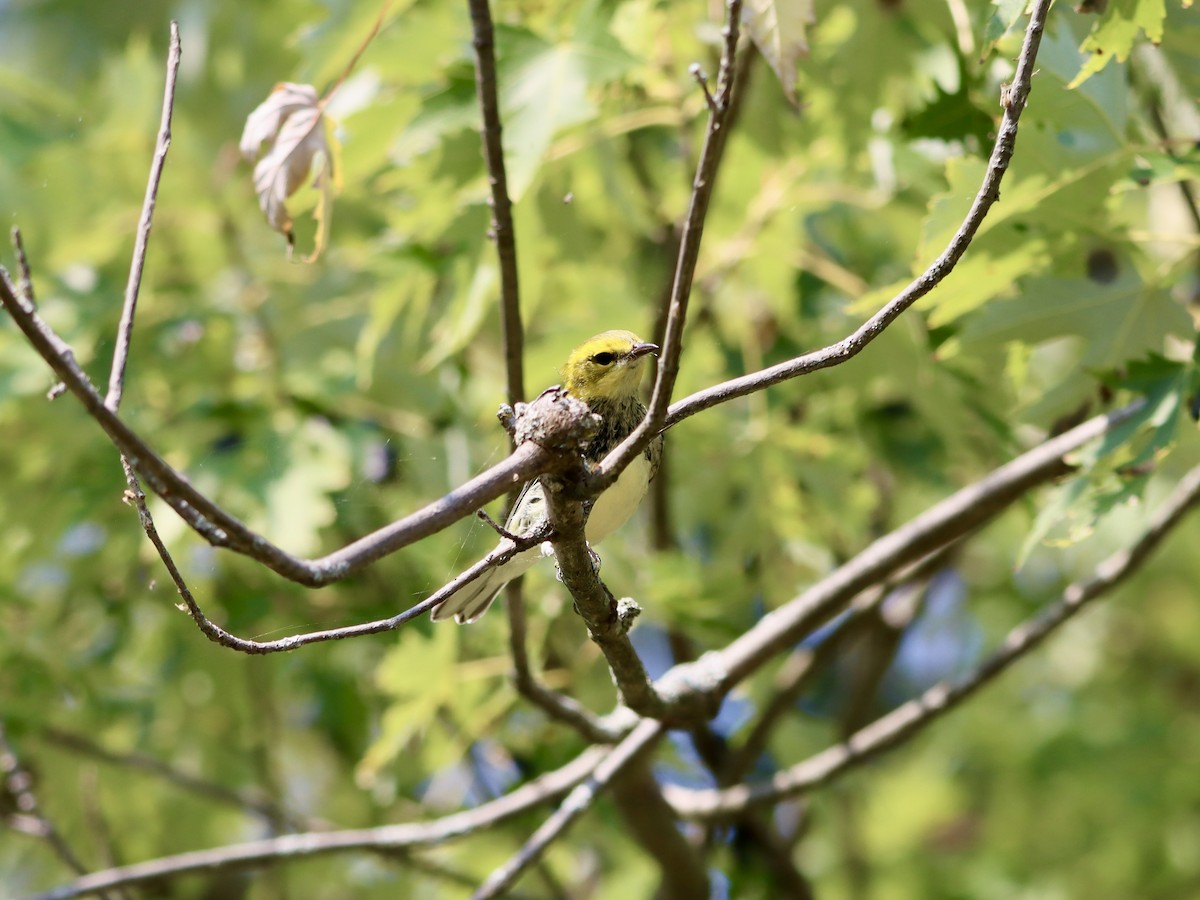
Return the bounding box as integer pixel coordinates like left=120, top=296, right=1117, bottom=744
left=628, top=342, right=659, bottom=360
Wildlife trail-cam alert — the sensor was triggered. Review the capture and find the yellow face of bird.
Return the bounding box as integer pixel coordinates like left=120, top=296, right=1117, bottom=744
left=561, top=330, right=658, bottom=404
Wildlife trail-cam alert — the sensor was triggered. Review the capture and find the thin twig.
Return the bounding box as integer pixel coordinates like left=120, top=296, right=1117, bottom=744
left=477, top=507, right=523, bottom=542
left=144, top=471, right=552, bottom=653
left=472, top=719, right=664, bottom=900
left=688, top=63, right=716, bottom=112
left=42, top=728, right=307, bottom=830
left=667, top=464, right=1200, bottom=820
left=643, top=0, right=744, bottom=435
left=0, top=272, right=557, bottom=586
left=320, top=0, right=393, bottom=106
left=633, top=401, right=1141, bottom=724
left=506, top=579, right=621, bottom=742
left=724, top=543, right=958, bottom=783
left=106, top=21, right=180, bottom=412
left=8, top=228, right=62, bottom=398
left=10, top=226, right=36, bottom=306
left=2, top=726, right=120, bottom=900
left=468, top=0, right=525, bottom=409
left=30, top=745, right=611, bottom=900
left=661, top=0, right=1050, bottom=428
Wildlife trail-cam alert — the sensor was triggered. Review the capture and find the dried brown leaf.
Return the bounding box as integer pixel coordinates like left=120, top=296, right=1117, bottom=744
left=240, top=82, right=338, bottom=261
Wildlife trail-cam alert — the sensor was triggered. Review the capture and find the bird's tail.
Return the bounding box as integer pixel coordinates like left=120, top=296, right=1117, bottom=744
left=430, top=545, right=542, bottom=624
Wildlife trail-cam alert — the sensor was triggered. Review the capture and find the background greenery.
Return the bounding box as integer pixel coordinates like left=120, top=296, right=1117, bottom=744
left=2, top=0, right=1199, bottom=896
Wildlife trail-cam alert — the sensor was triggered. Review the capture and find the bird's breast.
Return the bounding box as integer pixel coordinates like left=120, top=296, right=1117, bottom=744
left=585, top=453, right=652, bottom=545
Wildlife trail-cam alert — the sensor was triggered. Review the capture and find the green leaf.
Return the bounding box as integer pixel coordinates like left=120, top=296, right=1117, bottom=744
left=1019, top=354, right=1192, bottom=563
left=1070, top=0, right=1167, bottom=88
left=921, top=236, right=1051, bottom=328
left=495, top=22, right=638, bottom=199
left=983, top=0, right=1032, bottom=57
left=391, top=65, right=480, bottom=166
left=743, top=0, right=815, bottom=104
left=901, top=80, right=995, bottom=147
left=259, top=418, right=354, bottom=555
left=955, top=267, right=1191, bottom=371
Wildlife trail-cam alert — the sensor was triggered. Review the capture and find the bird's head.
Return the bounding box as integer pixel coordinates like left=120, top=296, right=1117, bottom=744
left=561, top=330, right=658, bottom=404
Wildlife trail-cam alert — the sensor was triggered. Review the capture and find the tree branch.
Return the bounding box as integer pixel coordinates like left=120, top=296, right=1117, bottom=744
left=585, top=0, right=744, bottom=498
left=155, top=488, right=551, bottom=653
left=541, top=467, right=715, bottom=723
left=472, top=719, right=664, bottom=900
left=41, top=729, right=309, bottom=832
left=467, top=0, right=525, bottom=409
left=666, top=463, right=1200, bottom=820
left=31, top=745, right=611, bottom=900
left=0, top=268, right=556, bottom=587
left=1, top=724, right=104, bottom=892
left=106, top=21, right=179, bottom=412
left=645, top=0, right=743, bottom=422
left=660, top=0, right=1051, bottom=429
left=506, top=579, right=622, bottom=742
left=636, top=401, right=1143, bottom=724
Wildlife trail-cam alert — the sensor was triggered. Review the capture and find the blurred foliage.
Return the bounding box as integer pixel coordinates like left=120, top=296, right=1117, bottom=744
left=2, top=0, right=1200, bottom=897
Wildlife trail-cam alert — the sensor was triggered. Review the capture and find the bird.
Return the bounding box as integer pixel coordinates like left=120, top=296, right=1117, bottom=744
left=431, top=330, right=664, bottom=624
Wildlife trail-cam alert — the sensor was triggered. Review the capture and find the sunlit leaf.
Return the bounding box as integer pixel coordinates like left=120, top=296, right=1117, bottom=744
left=1019, top=355, right=1192, bottom=563
left=495, top=23, right=637, bottom=199
left=1069, top=0, right=1167, bottom=88
left=982, top=0, right=1032, bottom=57
left=743, top=0, right=814, bottom=104
left=240, top=82, right=340, bottom=261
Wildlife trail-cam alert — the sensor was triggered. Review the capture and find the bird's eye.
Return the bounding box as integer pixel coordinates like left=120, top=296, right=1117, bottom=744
left=590, top=352, right=617, bottom=366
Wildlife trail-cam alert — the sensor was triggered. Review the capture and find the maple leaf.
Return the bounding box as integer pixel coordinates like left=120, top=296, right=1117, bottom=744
left=742, top=0, right=814, bottom=106
left=240, top=82, right=339, bottom=261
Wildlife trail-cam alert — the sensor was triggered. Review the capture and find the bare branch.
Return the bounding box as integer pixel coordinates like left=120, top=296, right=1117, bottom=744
left=713, top=402, right=1139, bottom=694
left=107, top=20, right=180, bottom=412
left=506, top=579, right=622, bottom=742
left=662, top=0, right=1050, bottom=428
left=1, top=724, right=100, bottom=888
left=41, top=728, right=308, bottom=831
left=473, top=720, right=664, bottom=900
left=590, top=0, right=745, bottom=494
left=10, top=227, right=36, bottom=306
left=0, top=271, right=557, bottom=587
left=634, top=402, right=1142, bottom=725
left=31, top=745, right=610, bottom=900
left=156, top=484, right=552, bottom=653
left=667, top=463, right=1200, bottom=821
left=468, top=0, right=525, bottom=408
left=724, top=543, right=959, bottom=783
left=541, top=468, right=715, bottom=723
left=609, top=760, right=710, bottom=899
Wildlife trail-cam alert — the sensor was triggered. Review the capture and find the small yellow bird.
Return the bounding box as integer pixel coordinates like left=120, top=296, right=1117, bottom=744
left=431, top=330, right=664, bottom=624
